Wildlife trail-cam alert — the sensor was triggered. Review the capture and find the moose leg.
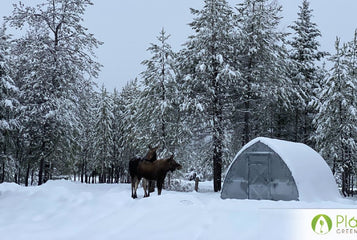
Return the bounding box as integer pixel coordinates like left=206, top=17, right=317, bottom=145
left=142, top=179, right=149, bottom=197
left=149, top=180, right=155, bottom=193
left=131, top=176, right=139, bottom=199
left=157, top=180, right=163, bottom=195
left=131, top=177, right=136, bottom=199
left=134, top=177, right=140, bottom=198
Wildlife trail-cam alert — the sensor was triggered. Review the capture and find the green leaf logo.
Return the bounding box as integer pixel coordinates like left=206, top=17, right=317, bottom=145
left=311, top=214, right=333, bottom=235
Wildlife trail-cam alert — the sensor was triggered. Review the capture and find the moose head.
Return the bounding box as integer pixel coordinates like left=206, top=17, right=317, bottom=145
left=143, top=145, right=159, bottom=162
left=166, top=154, right=182, bottom=172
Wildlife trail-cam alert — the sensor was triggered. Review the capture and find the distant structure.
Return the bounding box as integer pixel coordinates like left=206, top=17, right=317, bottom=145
left=221, top=137, right=340, bottom=201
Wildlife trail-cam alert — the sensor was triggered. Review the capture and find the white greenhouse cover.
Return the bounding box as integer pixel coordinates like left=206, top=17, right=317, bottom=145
left=231, top=137, right=340, bottom=201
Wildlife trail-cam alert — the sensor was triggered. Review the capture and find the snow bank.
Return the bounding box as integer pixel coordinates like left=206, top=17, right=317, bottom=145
left=0, top=180, right=355, bottom=240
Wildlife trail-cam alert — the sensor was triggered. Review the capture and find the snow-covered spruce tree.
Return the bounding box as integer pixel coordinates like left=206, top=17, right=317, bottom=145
left=76, top=81, right=97, bottom=183
left=313, top=38, right=357, bottom=197
left=111, top=88, right=125, bottom=183
left=7, top=51, right=39, bottom=186
left=119, top=79, right=142, bottom=161
left=6, top=0, right=101, bottom=185
left=138, top=29, right=187, bottom=157
left=93, top=86, right=114, bottom=183
left=0, top=26, right=19, bottom=183
left=179, top=0, right=238, bottom=192
left=342, top=30, right=357, bottom=196
left=346, top=30, right=357, bottom=86
left=289, top=0, right=326, bottom=143
left=235, top=0, right=291, bottom=144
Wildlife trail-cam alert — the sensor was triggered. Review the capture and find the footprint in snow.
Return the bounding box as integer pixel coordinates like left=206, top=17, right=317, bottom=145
left=180, top=200, right=194, bottom=205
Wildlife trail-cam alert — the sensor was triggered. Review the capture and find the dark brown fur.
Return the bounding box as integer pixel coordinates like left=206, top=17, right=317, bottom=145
left=131, top=155, right=182, bottom=198
left=129, top=146, right=158, bottom=199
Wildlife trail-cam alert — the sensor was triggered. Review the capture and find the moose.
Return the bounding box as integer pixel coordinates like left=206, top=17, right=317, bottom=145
left=129, top=150, right=182, bottom=198
left=129, top=145, right=158, bottom=197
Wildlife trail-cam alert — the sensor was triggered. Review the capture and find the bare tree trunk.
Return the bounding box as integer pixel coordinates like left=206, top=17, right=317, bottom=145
left=1, top=142, right=6, bottom=183
left=25, top=162, right=30, bottom=187
left=16, top=166, right=21, bottom=184
left=31, top=169, right=34, bottom=186
left=38, top=140, right=46, bottom=185
left=294, top=106, right=299, bottom=142
left=80, top=160, right=84, bottom=183
left=1, top=160, right=5, bottom=183
left=38, top=157, right=44, bottom=185
left=213, top=138, right=222, bottom=192
left=243, top=100, right=250, bottom=146
left=212, top=73, right=223, bottom=192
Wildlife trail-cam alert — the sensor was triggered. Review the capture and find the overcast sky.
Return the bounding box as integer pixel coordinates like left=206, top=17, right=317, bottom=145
left=1, top=0, right=357, bottom=91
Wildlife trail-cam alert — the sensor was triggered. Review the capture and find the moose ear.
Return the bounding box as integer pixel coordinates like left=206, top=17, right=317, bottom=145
left=148, top=145, right=152, bottom=149
left=170, top=154, right=174, bottom=159
left=154, top=145, right=159, bottom=150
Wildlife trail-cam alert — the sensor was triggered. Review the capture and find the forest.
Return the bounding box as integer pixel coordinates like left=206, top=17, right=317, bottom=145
left=1, top=0, right=356, bottom=197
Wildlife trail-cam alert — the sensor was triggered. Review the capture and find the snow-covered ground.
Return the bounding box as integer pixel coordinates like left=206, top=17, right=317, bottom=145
left=0, top=180, right=356, bottom=240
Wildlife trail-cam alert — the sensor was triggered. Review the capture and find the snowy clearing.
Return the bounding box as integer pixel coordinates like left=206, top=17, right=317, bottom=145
left=0, top=180, right=356, bottom=240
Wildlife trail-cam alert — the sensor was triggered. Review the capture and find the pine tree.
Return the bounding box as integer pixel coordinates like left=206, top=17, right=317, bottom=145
left=179, top=0, right=238, bottom=191
left=235, top=0, right=290, bottom=144
left=289, top=0, right=326, bottom=143
left=76, top=81, right=96, bottom=183
left=138, top=29, right=178, bottom=155
left=346, top=30, right=357, bottom=84
left=6, top=0, right=101, bottom=184
left=0, top=26, right=19, bottom=183
left=313, top=38, right=357, bottom=196
left=119, top=79, right=142, bottom=159
left=111, top=88, right=125, bottom=182
left=93, top=86, right=114, bottom=183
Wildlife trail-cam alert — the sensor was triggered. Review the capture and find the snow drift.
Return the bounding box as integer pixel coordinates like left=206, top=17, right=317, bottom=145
left=0, top=180, right=355, bottom=240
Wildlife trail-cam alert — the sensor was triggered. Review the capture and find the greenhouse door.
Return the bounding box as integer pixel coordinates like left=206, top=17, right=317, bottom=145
left=248, top=154, right=271, bottom=200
